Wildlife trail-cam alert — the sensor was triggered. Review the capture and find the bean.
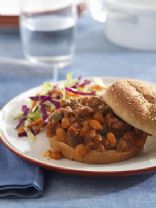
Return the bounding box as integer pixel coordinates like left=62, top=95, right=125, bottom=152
left=67, top=126, right=77, bottom=135
left=88, top=134, right=102, bottom=149
left=61, top=117, right=70, bottom=129
left=56, top=128, right=66, bottom=142
left=93, top=113, right=104, bottom=123
left=79, top=126, right=89, bottom=137
left=106, top=132, right=116, bottom=148
left=82, top=120, right=89, bottom=126
left=43, top=150, right=62, bottom=159
left=89, top=119, right=102, bottom=130
left=112, top=120, right=124, bottom=130
left=75, top=144, right=89, bottom=157
left=46, top=121, right=56, bottom=137
left=106, top=113, right=125, bottom=130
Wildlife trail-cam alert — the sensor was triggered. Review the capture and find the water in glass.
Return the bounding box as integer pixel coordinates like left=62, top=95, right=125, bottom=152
left=21, top=11, right=75, bottom=68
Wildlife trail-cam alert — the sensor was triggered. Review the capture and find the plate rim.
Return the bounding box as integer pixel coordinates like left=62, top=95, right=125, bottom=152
left=1, top=76, right=156, bottom=176
left=1, top=133, right=156, bottom=176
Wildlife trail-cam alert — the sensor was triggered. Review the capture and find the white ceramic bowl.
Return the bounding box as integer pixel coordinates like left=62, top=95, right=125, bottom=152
left=90, top=0, right=156, bottom=50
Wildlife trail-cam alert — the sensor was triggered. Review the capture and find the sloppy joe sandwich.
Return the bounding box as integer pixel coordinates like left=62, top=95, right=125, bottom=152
left=46, top=79, right=156, bottom=164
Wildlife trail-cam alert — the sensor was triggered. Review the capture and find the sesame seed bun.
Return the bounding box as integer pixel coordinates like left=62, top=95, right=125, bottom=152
left=103, top=79, right=156, bottom=136
left=48, top=136, right=146, bottom=164
left=46, top=79, right=152, bottom=164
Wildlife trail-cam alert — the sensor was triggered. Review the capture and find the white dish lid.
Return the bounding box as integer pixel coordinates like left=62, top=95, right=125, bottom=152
left=105, top=0, right=156, bottom=14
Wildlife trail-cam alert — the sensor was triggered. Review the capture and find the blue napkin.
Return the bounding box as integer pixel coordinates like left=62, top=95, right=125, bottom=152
left=0, top=59, right=51, bottom=198
left=0, top=142, right=44, bottom=198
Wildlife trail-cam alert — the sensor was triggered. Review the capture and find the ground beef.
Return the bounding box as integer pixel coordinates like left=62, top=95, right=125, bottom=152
left=46, top=96, right=147, bottom=152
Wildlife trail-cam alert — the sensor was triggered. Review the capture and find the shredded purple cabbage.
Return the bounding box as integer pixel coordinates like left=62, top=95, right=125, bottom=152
left=71, top=81, right=79, bottom=88
left=18, top=131, right=27, bottom=137
left=78, top=80, right=91, bottom=88
left=15, top=105, right=30, bottom=129
left=71, top=79, right=91, bottom=88
left=30, top=95, right=60, bottom=109
left=65, top=87, right=95, bottom=96
left=30, top=95, right=48, bottom=102
left=49, top=99, right=61, bottom=109
left=40, top=104, right=48, bottom=121
left=22, top=105, right=29, bottom=116
left=15, top=118, right=25, bottom=129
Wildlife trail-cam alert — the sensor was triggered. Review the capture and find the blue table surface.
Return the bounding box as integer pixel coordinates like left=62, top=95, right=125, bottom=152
left=1, top=13, right=156, bottom=208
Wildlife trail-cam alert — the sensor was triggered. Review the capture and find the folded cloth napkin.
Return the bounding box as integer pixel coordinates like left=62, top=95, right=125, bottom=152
left=0, top=142, right=44, bottom=198
left=0, top=59, right=48, bottom=198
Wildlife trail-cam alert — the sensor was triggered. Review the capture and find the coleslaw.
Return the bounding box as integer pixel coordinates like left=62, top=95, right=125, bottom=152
left=14, top=75, right=106, bottom=141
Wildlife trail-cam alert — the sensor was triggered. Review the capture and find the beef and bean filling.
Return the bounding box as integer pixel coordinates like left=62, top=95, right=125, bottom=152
left=46, top=96, right=147, bottom=153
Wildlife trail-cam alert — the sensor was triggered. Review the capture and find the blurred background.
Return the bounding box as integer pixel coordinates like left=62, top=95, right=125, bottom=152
left=0, top=0, right=156, bottom=83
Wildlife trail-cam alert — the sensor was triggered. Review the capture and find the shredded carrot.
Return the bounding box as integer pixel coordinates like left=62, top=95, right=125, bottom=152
left=28, top=118, right=44, bottom=128
left=17, top=127, right=25, bottom=133
left=17, top=118, right=44, bottom=135
left=66, top=92, right=79, bottom=97
left=90, top=85, right=106, bottom=91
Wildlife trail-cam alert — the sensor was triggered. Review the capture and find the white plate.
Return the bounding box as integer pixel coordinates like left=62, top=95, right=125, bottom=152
left=1, top=77, right=156, bottom=176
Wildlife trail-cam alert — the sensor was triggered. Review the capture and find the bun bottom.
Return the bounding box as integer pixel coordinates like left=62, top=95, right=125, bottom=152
left=48, top=137, right=147, bottom=164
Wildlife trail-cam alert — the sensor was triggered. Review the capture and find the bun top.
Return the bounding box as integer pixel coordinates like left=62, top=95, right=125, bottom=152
left=103, top=79, right=156, bottom=136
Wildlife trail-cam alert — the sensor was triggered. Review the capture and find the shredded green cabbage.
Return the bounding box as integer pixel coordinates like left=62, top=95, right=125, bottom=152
left=28, top=108, right=41, bottom=121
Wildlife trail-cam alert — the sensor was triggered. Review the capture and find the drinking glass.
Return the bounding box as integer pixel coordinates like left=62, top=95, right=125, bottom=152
left=20, top=0, right=77, bottom=80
